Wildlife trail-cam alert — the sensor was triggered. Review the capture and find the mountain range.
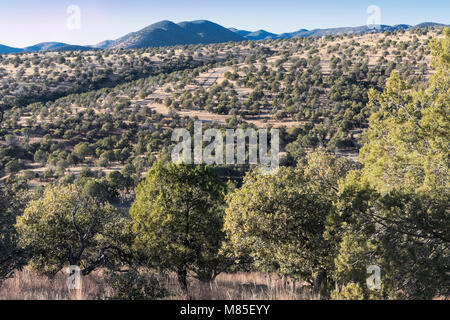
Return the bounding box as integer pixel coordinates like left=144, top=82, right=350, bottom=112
left=0, top=20, right=447, bottom=54
left=231, top=22, right=446, bottom=40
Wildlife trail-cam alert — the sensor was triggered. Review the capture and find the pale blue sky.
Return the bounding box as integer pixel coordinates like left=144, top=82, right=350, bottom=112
left=0, top=0, right=448, bottom=47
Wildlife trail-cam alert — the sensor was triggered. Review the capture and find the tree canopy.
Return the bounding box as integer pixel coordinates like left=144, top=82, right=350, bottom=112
left=16, top=184, right=133, bottom=276
left=130, top=162, right=227, bottom=293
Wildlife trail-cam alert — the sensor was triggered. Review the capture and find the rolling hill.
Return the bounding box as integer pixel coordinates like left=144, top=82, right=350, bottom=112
left=106, top=20, right=245, bottom=49
left=0, top=42, right=92, bottom=54
left=92, top=40, right=115, bottom=49
left=230, top=22, right=448, bottom=39
left=228, top=28, right=251, bottom=37
left=0, top=44, right=23, bottom=54
left=281, top=24, right=411, bottom=38
left=23, top=42, right=92, bottom=52
left=232, top=29, right=278, bottom=40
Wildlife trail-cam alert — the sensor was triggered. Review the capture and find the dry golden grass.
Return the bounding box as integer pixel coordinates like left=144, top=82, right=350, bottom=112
left=0, top=269, right=318, bottom=300
left=0, top=269, right=103, bottom=300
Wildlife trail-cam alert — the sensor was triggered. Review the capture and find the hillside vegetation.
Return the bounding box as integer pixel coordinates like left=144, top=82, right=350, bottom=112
left=0, top=26, right=448, bottom=300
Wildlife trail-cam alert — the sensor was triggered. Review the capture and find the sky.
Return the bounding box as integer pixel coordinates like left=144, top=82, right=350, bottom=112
left=0, top=0, right=449, bottom=48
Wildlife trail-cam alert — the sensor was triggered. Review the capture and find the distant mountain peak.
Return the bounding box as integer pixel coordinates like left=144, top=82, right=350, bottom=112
left=93, top=40, right=114, bottom=49
left=414, top=22, right=446, bottom=28
left=246, top=30, right=278, bottom=40
left=106, top=19, right=245, bottom=49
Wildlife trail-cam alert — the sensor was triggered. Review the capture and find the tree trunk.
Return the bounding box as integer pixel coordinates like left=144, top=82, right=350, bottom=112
left=177, top=268, right=188, bottom=296
left=313, top=269, right=328, bottom=298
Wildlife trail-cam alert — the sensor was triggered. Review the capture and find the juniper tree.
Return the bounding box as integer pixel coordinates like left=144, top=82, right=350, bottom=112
left=130, top=162, right=228, bottom=294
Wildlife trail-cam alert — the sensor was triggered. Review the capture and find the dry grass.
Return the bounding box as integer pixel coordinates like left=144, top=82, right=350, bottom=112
left=0, top=269, right=103, bottom=300
left=0, top=269, right=318, bottom=300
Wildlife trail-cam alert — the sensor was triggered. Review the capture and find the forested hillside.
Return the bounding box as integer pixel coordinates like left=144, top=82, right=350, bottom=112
left=0, top=26, right=448, bottom=300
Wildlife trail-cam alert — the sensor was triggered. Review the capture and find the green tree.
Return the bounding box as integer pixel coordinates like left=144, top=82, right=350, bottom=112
left=0, top=177, right=30, bottom=286
left=107, top=171, right=125, bottom=191
left=225, top=150, right=354, bottom=296
left=130, top=162, right=227, bottom=294
left=331, top=29, right=450, bottom=299
left=73, top=143, right=91, bottom=161
left=360, top=28, right=450, bottom=197
left=5, top=159, right=23, bottom=174
left=334, top=173, right=448, bottom=299
left=16, top=184, right=133, bottom=276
